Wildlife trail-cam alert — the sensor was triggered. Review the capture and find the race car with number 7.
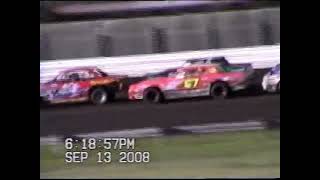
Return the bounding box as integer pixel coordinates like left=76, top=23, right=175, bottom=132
left=128, top=64, right=256, bottom=103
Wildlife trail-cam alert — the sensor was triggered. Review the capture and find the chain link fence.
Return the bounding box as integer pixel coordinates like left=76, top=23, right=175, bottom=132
left=40, top=8, right=279, bottom=61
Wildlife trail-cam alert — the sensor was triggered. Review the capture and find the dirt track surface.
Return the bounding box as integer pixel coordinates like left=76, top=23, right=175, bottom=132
left=40, top=93, right=280, bottom=137
left=40, top=69, right=280, bottom=137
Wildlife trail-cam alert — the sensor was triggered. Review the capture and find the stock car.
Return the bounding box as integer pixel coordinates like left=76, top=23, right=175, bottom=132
left=128, top=64, right=256, bottom=103
left=40, top=66, right=126, bottom=105
left=262, top=64, right=280, bottom=93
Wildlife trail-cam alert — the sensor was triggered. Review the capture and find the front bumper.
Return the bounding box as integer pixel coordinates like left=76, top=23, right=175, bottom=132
left=264, top=84, right=278, bottom=92
left=262, top=75, right=280, bottom=92
left=128, top=90, right=143, bottom=100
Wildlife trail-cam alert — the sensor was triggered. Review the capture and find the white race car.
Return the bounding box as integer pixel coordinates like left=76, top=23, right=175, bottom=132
left=262, top=64, right=280, bottom=93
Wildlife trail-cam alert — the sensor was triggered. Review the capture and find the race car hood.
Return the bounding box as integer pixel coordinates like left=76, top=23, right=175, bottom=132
left=130, top=77, right=170, bottom=91
left=40, top=82, right=50, bottom=90
left=40, top=82, right=50, bottom=97
left=135, top=77, right=169, bottom=86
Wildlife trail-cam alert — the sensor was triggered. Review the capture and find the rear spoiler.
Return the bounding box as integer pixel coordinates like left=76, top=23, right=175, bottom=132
left=230, top=63, right=254, bottom=74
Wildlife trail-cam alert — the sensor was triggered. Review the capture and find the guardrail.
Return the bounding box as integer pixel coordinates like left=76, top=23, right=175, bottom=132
left=40, top=45, right=280, bottom=83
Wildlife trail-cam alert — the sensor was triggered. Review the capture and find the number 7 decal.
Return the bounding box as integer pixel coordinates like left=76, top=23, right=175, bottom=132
left=184, top=78, right=199, bottom=89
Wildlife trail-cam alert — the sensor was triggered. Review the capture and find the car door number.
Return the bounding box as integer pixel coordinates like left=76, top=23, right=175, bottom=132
left=184, top=78, right=199, bottom=89
left=58, top=83, right=80, bottom=96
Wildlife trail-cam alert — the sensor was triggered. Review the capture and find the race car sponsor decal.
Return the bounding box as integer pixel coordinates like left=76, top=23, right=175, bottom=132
left=90, top=79, right=112, bottom=86
left=51, top=97, right=89, bottom=104
left=163, top=81, right=181, bottom=90
left=222, top=76, right=231, bottom=81
left=165, top=88, right=209, bottom=99
left=50, top=84, right=58, bottom=88
left=53, top=82, right=88, bottom=99
left=59, top=83, right=80, bottom=96
left=183, top=78, right=199, bottom=89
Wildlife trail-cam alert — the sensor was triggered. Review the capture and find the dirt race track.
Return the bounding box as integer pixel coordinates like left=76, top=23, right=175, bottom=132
left=40, top=69, right=280, bottom=137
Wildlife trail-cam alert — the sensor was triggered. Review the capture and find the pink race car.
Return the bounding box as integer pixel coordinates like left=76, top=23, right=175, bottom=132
left=128, top=64, right=255, bottom=103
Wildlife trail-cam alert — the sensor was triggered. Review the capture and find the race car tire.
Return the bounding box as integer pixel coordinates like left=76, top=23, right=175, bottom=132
left=107, top=90, right=116, bottom=102
left=276, top=82, right=280, bottom=93
left=246, top=84, right=265, bottom=96
left=210, top=82, right=229, bottom=100
left=143, top=87, right=164, bottom=104
left=89, top=87, right=109, bottom=105
left=40, top=97, right=44, bottom=105
left=40, top=97, right=49, bottom=107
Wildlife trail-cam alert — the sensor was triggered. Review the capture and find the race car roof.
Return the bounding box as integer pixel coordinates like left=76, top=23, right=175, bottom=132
left=186, top=56, right=227, bottom=63
left=179, top=64, right=221, bottom=71
left=60, top=66, right=100, bottom=73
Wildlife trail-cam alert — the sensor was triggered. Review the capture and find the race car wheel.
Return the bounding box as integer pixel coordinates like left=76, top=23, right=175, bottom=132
left=90, top=88, right=108, bottom=105
left=107, top=90, right=116, bottom=102
left=40, top=97, right=49, bottom=107
left=276, top=82, right=280, bottom=93
left=210, top=82, right=229, bottom=100
left=143, top=88, right=164, bottom=104
left=40, top=97, right=44, bottom=105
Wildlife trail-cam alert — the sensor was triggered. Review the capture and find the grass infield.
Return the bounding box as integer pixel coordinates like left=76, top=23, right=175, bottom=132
left=40, top=129, right=280, bottom=178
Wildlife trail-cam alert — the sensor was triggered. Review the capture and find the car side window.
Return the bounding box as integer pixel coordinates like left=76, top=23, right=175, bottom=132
left=56, top=72, right=79, bottom=82
left=184, top=69, right=200, bottom=77
left=94, top=69, right=108, bottom=77
left=197, top=67, right=206, bottom=74
left=67, top=72, right=81, bottom=81
left=168, top=72, right=177, bottom=78
left=210, top=57, right=228, bottom=66
left=175, top=71, right=186, bottom=79
left=78, top=71, right=95, bottom=80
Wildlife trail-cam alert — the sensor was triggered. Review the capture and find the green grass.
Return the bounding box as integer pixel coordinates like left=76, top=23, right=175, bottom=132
left=40, top=130, right=280, bottom=178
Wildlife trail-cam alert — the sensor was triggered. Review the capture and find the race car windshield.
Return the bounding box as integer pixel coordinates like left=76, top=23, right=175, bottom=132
left=210, top=57, right=229, bottom=66
left=188, top=59, right=206, bottom=65
left=148, top=69, right=177, bottom=78
left=69, top=73, right=80, bottom=81
left=96, top=69, right=108, bottom=77
left=55, top=73, right=68, bottom=81
left=271, top=64, right=280, bottom=74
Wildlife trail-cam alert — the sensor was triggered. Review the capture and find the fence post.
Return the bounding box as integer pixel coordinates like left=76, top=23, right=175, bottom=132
left=260, top=22, right=274, bottom=45
left=97, top=35, right=113, bottom=57
left=207, top=28, right=220, bottom=49
left=40, top=33, right=51, bottom=60
left=151, top=27, right=168, bottom=53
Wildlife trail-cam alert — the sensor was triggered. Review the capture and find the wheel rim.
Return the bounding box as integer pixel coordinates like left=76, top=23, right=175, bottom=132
left=92, top=90, right=107, bottom=104
left=146, top=91, right=158, bottom=102
left=213, top=86, right=227, bottom=97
